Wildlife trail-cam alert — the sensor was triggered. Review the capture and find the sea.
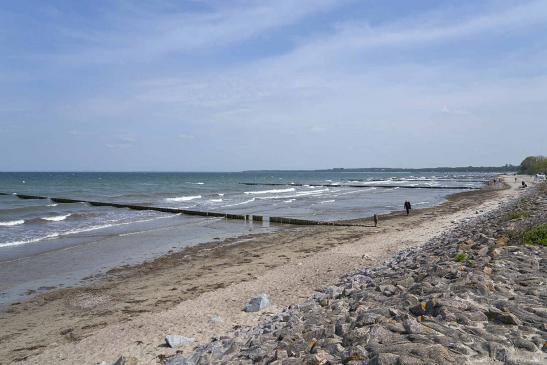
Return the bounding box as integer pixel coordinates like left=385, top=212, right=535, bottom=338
left=0, top=171, right=493, bottom=307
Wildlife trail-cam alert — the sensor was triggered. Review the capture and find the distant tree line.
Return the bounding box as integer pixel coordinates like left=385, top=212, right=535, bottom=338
left=519, top=156, right=547, bottom=174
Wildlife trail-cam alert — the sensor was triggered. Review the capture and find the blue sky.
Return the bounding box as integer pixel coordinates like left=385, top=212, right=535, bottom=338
left=1, top=0, right=546, bottom=171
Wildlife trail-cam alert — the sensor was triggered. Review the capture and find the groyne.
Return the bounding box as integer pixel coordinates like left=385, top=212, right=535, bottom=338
left=4, top=193, right=366, bottom=227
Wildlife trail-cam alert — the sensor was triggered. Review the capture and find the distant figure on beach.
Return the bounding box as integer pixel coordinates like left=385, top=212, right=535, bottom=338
left=521, top=181, right=527, bottom=188
left=373, top=214, right=378, bottom=227
left=404, top=201, right=411, bottom=215
left=515, top=177, right=518, bottom=183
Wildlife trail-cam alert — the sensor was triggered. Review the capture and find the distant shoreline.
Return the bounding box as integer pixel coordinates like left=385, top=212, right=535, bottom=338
left=244, top=166, right=518, bottom=173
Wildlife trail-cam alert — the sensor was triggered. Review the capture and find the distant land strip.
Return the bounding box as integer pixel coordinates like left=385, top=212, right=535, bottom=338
left=2, top=193, right=369, bottom=227
left=243, top=166, right=517, bottom=173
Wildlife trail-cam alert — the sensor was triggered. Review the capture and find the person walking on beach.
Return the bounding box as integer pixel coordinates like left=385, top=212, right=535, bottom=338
left=404, top=201, right=411, bottom=215
left=373, top=214, right=378, bottom=227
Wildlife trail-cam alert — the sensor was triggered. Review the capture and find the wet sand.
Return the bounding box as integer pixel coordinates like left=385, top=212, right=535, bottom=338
left=0, top=176, right=528, bottom=364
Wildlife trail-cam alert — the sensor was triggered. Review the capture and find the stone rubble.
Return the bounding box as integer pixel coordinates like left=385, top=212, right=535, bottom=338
left=166, top=184, right=546, bottom=365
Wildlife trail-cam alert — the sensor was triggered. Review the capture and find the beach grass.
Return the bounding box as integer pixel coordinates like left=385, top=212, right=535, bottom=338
left=522, top=223, right=547, bottom=246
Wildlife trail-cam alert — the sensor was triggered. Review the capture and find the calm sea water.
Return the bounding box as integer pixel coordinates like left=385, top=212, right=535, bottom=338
left=0, top=171, right=492, bottom=307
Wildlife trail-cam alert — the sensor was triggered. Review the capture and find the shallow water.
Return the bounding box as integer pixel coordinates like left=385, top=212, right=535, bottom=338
left=0, top=171, right=492, bottom=307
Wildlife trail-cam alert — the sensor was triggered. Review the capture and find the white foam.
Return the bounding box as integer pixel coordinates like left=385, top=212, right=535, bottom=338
left=0, top=233, right=60, bottom=248
left=209, top=199, right=223, bottom=203
left=0, top=214, right=175, bottom=248
left=187, top=182, right=205, bottom=185
left=283, top=199, right=296, bottom=203
left=336, top=187, right=376, bottom=195
left=258, top=188, right=330, bottom=201
left=292, top=188, right=329, bottom=197
left=222, top=198, right=255, bottom=207
left=165, top=195, right=202, bottom=202
left=244, top=188, right=295, bottom=195
left=64, top=223, right=117, bottom=236
left=42, top=214, right=71, bottom=222
left=0, top=219, right=24, bottom=226
left=47, top=203, right=58, bottom=207
left=319, top=200, right=335, bottom=204
left=361, top=179, right=393, bottom=185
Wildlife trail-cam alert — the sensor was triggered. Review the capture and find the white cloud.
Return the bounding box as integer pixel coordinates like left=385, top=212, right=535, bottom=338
left=105, top=136, right=136, bottom=149
left=3, top=1, right=546, bottom=169
left=178, top=133, right=194, bottom=140
left=43, top=0, right=344, bottom=65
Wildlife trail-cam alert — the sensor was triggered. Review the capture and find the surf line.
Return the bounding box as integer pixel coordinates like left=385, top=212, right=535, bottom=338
left=5, top=193, right=368, bottom=227
left=239, top=183, right=481, bottom=190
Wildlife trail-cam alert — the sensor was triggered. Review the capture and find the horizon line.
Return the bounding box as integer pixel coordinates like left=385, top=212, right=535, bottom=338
left=0, top=165, right=519, bottom=174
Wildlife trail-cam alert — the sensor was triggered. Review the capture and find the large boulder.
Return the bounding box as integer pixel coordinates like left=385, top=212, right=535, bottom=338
left=244, top=294, right=271, bottom=312
left=165, top=335, right=194, bottom=348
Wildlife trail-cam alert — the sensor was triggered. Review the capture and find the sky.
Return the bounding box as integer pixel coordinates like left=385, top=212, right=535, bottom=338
left=0, top=0, right=546, bottom=171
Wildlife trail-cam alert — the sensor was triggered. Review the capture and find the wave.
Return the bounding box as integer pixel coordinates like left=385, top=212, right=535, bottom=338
left=42, top=214, right=71, bottom=222
left=0, top=233, right=60, bottom=248
left=283, top=199, right=295, bottom=203
left=244, top=188, right=295, bottom=195
left=257, top=188, right=330, bottom=201
left=165, top=195, right=202, bottom=202
left=209, top=199, right=223, bottom=203
left=335, top=187, right=376, bottom=196
left=47, top=203, right=58, bottom=207
left=361, top=179, right=394, bottom=185
left=222, top=198, right=255, bottom=207
left=319, top=200, right=335, bottom=204
left=0, top=214, right=175, bottom=248
left=0, top=219, right=25, bottom=226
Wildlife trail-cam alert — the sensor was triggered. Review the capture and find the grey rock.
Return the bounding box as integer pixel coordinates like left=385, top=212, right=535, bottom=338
left=165, top=335, right=194, bottom=348
left=209, top=314, right=223, bottom=324
left=486, top=308, right=522, bottom=326
left=112, top=356, right=138, bottom=365
left=244, top=293, right=271, bottom=312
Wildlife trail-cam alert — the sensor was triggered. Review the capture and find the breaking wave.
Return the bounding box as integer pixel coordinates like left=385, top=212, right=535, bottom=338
left=222, top=198, right=255, bottom=207
left=42, top=214, right=71, bottom=222
left=244, top=188, right=295, bottom=195
left=165, top=195, right=202, bottom=202
left=0, top=219, right=24, bottom=226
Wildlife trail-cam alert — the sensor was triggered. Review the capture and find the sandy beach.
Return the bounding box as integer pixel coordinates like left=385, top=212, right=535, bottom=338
left=0, top=176, right=531, bottom=364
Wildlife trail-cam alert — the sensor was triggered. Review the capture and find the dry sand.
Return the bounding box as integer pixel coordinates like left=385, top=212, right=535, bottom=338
left=0, top=176, right=532, bottom=364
